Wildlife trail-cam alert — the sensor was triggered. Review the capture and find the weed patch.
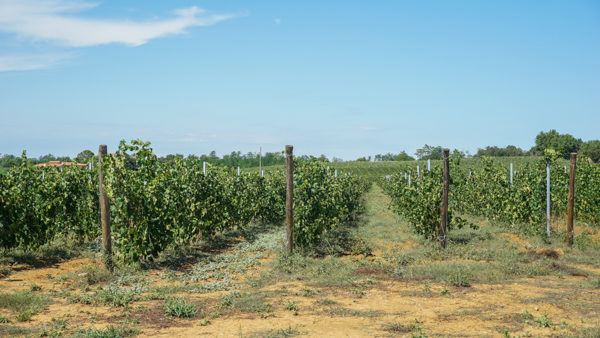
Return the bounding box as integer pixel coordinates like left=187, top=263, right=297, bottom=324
left=73, top=325, right=139, bottom=338
left=219, top=291, right=273, bottom=315
left=164, top=298, right=198, bottom=318
left=247, top=325, right=301, bottom=338
left=0, top=291, right=49, bottom=322
left=324, top=306, right=382, bottom=317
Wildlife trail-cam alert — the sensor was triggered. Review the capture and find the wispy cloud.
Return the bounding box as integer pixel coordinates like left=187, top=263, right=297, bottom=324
left=0, top=52, right=73, bottom=72
left=0, top=1, right=237, bottom=72
left=0, top=0, right=236, bottom=47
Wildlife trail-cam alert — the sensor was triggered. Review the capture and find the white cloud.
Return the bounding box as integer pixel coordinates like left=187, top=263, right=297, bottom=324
left=0, top=0, right=236, bottom=47
left=0, top=53, right=73, bottom=71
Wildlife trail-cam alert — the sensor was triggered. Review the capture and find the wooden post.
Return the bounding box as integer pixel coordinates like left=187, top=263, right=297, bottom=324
left=566, top=153, right=577, bottom=247
left=98, top=145, right=113, bottom=272
left=285, top=145, right=294, bottom=254
left=439, top=149, right=450, bottom=248
left=546, top=160, right=551, bottom=238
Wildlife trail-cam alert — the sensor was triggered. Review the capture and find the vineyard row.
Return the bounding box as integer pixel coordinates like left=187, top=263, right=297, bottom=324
left=381, top=151, right=600, bottom=244
left=0, top=140, right=367, bottom=265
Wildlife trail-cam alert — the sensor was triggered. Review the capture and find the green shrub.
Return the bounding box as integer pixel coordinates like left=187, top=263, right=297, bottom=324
left=96, top=286, right=136, bottom=307
left=164, top=298, right=197, bottom=318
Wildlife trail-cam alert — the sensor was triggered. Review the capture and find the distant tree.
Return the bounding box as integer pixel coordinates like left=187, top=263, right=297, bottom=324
left=451, top=149, right=465, bottom=159
left=35, top=154, right=72, bottom=164
left=415, top=145, right=443, bottom=160
left=75, top=150, right=95, bottom=163
left=531, top=130, right=582, bottom=159
left=261, top=152, right=285, bottom=166
left=298, top=155, right=329, bottom=162
left=374, top=151, right=414, bottom=161
left=580, top=140, right=600, bottom=163
left=356, top=156, right=371, bottom=162
left=0, top=154, right=20, bottom=169
left=476, top=145, right=525, bottom=157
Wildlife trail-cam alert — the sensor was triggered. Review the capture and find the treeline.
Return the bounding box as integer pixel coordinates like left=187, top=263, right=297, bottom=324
left=477, top=130, right=600, bottom=162
left=159, top=151, right=287, bottom=168
left=357, top=151, right=414, bottom=162
left=2, top=130, right=599, bottom=171
left=0, top=150, right=333, bottom=172
left=363, top=146, right=464, bottom=162
left=365, top=130, right=600, bottom=163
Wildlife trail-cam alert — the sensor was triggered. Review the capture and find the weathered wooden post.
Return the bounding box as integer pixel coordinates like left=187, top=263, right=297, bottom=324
left=285, top=145, right=294, bottom=254
left=566, top=153, right=577, bottom=247
left=440, top=148, right=450, bottom=248
left=98, top=145, right=113, bottom=272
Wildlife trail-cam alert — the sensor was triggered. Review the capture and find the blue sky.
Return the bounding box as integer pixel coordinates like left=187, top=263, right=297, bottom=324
left=0, top=0, right=599, bottom=159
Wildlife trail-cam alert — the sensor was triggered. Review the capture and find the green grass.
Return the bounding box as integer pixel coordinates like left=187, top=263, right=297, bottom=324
left=569, top=327, right=600, bottom=338
left=323, top=306, right=383, bottom=318
left=0, top=291, right=49, bottom=322
left=245, top=325, right=301, bottom=338
left=219, top=291, right=273, bottom=315
left=69, top=285, right=139, bottom=307
left=78, top=265, right=113, bottom=286
left=73, top=325, right=139, bottom=338
left=284, top=300, right=299, bottom=311
left=0, top=241, right=83, bottom=269
left=382, top=321, right=427, bottom=336
left=341, top=185, right=599, bottom=289
left=0, top=325, right=33, bottom=336
left=315, top=298, right=338, bottom=306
